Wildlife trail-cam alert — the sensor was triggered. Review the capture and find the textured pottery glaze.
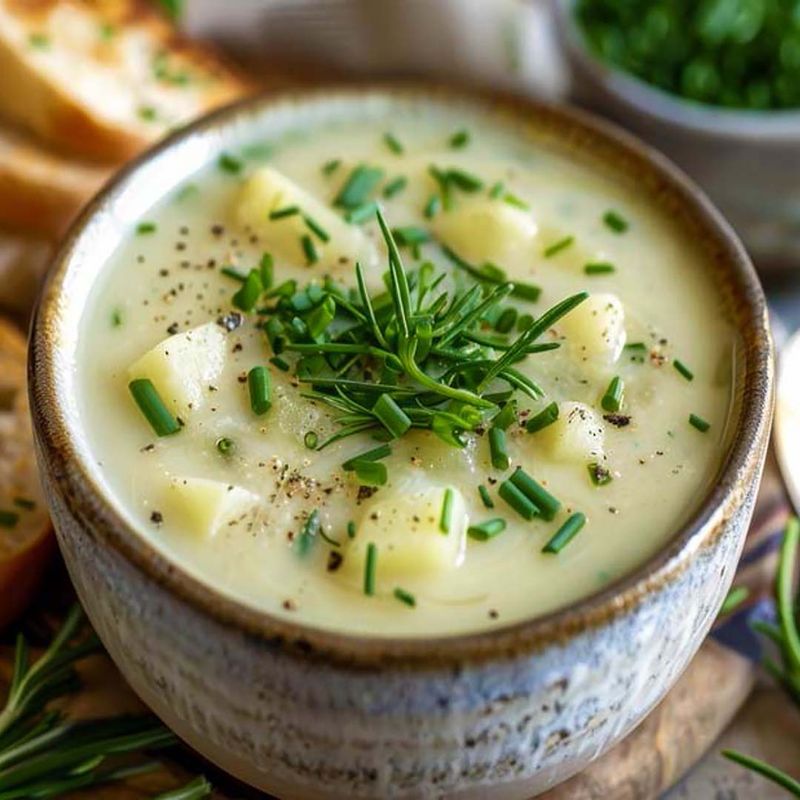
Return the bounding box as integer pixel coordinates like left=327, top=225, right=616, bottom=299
left=29, top=87, right=773, bottom=799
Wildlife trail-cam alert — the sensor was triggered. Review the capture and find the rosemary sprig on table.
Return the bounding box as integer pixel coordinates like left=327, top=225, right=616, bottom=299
left=0, top=605, right=210, bottom=799
left=255, top=208, right=586, bottom=449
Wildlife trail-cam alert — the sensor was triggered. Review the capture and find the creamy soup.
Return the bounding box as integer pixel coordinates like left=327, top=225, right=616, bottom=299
left=78, top=102, right=735, bottom=637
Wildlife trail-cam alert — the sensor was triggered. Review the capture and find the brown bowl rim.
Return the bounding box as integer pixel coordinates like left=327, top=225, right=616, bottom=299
left=29, top=83, right=774, bottom=670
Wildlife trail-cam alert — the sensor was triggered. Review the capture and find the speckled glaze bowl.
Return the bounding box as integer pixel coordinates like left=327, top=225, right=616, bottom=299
left=29, top=87, right=773, bottom=799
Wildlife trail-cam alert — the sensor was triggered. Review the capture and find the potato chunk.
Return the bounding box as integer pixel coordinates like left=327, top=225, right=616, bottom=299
left=127, top=322, right=225, bottom=415
left=559, top=293, right=626, bottom=364
left=433, top=198, right=537, bottom=265
left=346, top=480, right=467, bottom=578
left=538, top=401, right=605, bottom=462
left=162, top=477, right=261, bottom=539
left=234, top=166, right=376, bottom=270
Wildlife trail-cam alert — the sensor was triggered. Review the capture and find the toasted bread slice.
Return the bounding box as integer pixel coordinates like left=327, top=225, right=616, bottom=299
left=0, top=317, right=54, bottom=628
left=0, top=0, right=251, bottom=162
left=0, top=229, right=52, bottom=314
left=0, top=123, right=110, bottom=237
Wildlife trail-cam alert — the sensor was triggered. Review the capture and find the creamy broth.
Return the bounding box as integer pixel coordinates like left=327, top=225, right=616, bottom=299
left=78, top=103, right=735, bottom=637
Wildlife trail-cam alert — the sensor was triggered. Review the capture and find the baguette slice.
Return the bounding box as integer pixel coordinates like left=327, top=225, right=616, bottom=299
left=0, top=0, right=252, bottom=162
left=0, top=317, right=54, bottom=629
left=0, top=228, right=52, bottom=314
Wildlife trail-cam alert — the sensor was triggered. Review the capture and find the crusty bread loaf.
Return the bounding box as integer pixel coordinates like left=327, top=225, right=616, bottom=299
left=0, top=0, right=252, bottom=162
left=0, top=228, right=52, bottom=313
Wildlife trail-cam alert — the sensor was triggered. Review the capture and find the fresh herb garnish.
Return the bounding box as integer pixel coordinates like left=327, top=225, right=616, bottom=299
left=544, top=236, right=574, bottom=258
left=335, top=165, right=384, bottom=209
left=478, top=484, right=494, bottom=508
left=673, top=359, right=694, bottom=381
left=488, top=427, right=510, bottom=470
left=248, top=366, right=272, bottom=415
left=588, top=462, right=612, bottom=486
left=295, top=509, right=320, bottom=556
left=439, top=488, right=455, bottom=533
left=304, top=431, right=319, bottom=449
left=136, top=221, right=157, bottom=235
left=301, top=234, right=318, bottom=265
left=542, top=512, right=586, bottom=553
left=584, top=261, right=616, bottom=274
left=526, top=401, right=559, bottom=433
left=215, top=437, right=235, bottom=456
left=322, top=159, right=341, bottom=176
left=218, top=152, right=243, bottom=175
left=601, top=376, right=624, bottom=412
left=383, top=133, right=404, bottom=155
left=509, top=467, right=560, bottom=521
left=423, top=194, right=441, bottom=219
left=603, top=210, right=629, bottom=233
left=498, top=479, right=538, bottom=520
left=364, top=542, right=378, bottom=595
left=689, top=413, right=710, bottom=432
left=383, top=176, right=408, bottom=198
left=449, top=129, right=470, bottom=149
left=467, top=518, right=506, bottom=541
left=393, top=587, right=416, bottom=607
left=128, top=379, right=180, bottom=437
left=269, top=205, right=299, bottom=220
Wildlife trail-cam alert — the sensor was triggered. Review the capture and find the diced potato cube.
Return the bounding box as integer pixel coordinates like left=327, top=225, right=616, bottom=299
left=127, top=322, right=226, bottom=415
left=162, top=477, right=261, bottom=539
left=433, top=197, right=537, bottom=265
left=234, top=166, right=377, bottom=270
left=559, top=293, right=626, bottom=364
left=346, top=480, right=467, bottom=577
left=538, top=401, right=605, bottom=462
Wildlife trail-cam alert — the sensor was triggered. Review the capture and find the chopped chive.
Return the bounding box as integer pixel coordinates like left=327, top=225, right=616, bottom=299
left=509, top=467, right=560, bottom=521
left=720, top=585, right=750, bottom=615
left=301, top=234, right=318, bottom=265
left=136, top=221, right=157, bottom=235
left=673, top=359, right=694, bottom=381
left=364, top=542, right=378, bottom=595
left=601, top=376, right=624, bottom=412
left=295, top=509, right=320, bottom=556
left=373, top=394, right=412, bottom=438
left=526, top=402, right=559, bottom=433
left=383, top=132, right=404, bottom=155
left=322, top=158, right=341, bottom=176
left=218, top=152, right=243, bottom=174
left=216, top=437, right=235, bottom=456
left=342, top=444, right=392, bottom=471
left=304, top=431, right=319, bottom=449
left=624, top=341, right=648, bottom=363
left=232, top=268, right=263, bottom=311
left=603, top=210, right=628, bottom=233
left=138, top=105, right=157, bottom=122
left=517, top=312, right=534, bottom=331
left=689, top=413, right=710, bottom=432
left=544, top=235, right=574, bottom=258
left=347, top=520, right=357, bottom=539
left=478, top=484, right=494, bottom=508
left=542, top=512, right=586, bottom=554
left=110, top=308, right=123, bottom=328
left=503, top=193, right=530, bottom=210
left=248, top=366, right=272, bottom=415
left=495, top=307, right=518, bottom=333
left=221, top=266, right=247, bottom=282
left=492, top=399, right=517, bottom=430
left=335, top=164, right=384, bottom=209
left=319, top=527, right=341, bottom=548
left=0, top=510, right=19, bottom=528
left=259, top=253, right=274, bottom=288
left=393, top=587, right=416, bottom=607
left=353, top=459, right=388, bottom=486
left=128, top=379, right=180, bottom=437
left=12, top=497, right=35, bottom=510
left=306, top=297, right=336, bottom=337
left=488, top=427, right=510, bottom=470
left=423, top=193, right=441, bottom=219
left=445, top=167, right=484, bottom=192
left=584, top=261, right=616, bottom=275
left=499, top=479, right=538, bottom=520
left=587, top=462, right=612, bottom=486
left=467, top=518, right=507, bottom=541
left=512, top=282, right=541, bottom=302
left=383, top=176, right=408, bottom=198
left=346, top=201, right=380, bottom=225
left=440, top=488, right=455, bottom=533
left=270, top=355, right=290, bottom=371
left=269, top=205, right=299, bottom=220
left=449, top=129, right=470, bottom=148
left=489, top=181, right=505, bottom=199
left=303, top=214, right=330, bottom=243
left=391, top=226, right=431, bottom=247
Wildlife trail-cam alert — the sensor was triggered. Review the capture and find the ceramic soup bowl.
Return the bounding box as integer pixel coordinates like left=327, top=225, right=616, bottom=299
left=29, top=87, right=773, bottom=799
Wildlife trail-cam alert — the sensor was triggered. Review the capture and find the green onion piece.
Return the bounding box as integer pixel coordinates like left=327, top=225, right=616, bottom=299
left=489, top=427, right=510, bottom=470
left=449, top=129, right=470, bottom=148
left=498, top=479, right=538, bottom=520
left=364, top=542, right=378, bottom=595
left=346, top=201, right=380, bottom=224
left=512, top=282, right=541, bottom=302
left=248, top=366, right=272, bottom=415
left=624, top=341, right=648, bottom=363
left=544, top=235, right=574, bottom=258
left=492, top=399, right=517, bottom=430
left=674, top=359, right=694, bottom=381
left=517, top=312, right=534, bottom=331
left=393, top=587, right=416, bottom=607
left=601, top=376, right=624, bottom=412
left=478, top=484, right=494, bottom=508
left=111, top=308, right=123, bottom=328
left=440, top=488, right=455, bottom=533
left=128, top=378, right=180, bottom=437
left=509, top=467, right=560, bottom=521
left=495, top=307, right=518, bottom=333
left=232, top=268, right=263, bottom=311
left=0, top=510, right=19, bottom=528
left=335, top=164, right=384, bottom=209
left=489, top=181, right=504, bottom=199
left=526, top=402, right=559, bottom=433
left=259, top=253, right=274, bottom=288
left=542, top=512, right=586, bottom=554
left=503, top=193, right=530, bottom=210
left=269, top=205, right=299, bottom=220
left=373, top=394, right=412, bottom=438
left=347, top=520, right=357, bottom=539
left=383, top=176, right=408, bottom=198
left=12, top=497, right=35, bottom=510
left=304, top=431, right=319, bottom=449
left=295, top=509, right=320, bottom=556
left=306, top=297, right=336, bottom=338
left=391, top=226, right=431, bottom=246
left=221, top=266, right=247, bottom=282
left=322, top=158, right=341, bottom=176
left=467, top=518, right=507, bottom=541
left=353, top=459, right=388, bottom=486
left=445, top=167, right=484, bottom=192
left=587, top=462, right=612, bottom=486
left=218, top=152, right=243, bottom=174
left=342, top=444, right=392, bottom=471
left=270, top=355, right=290, bottom=371
left=689, top=413, right=710, bottom=432
left=720, top=585, right=750, bottom=616
left=304, top=214, right=330, bottom=243
left=603, top=210, right=628, bottom=233
left=584, top=261, right=616, bottom=275
left=216, top=437, right=235, bottom=456
left=423, top=194, right=441, bottom=219
left=301, top=234, right=318, bottom=266
left=383, top=132, right=404, bottom=154
left=136, top=221, right=157, bottom=235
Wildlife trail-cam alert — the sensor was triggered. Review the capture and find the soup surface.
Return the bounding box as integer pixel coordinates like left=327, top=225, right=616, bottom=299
left=78, top=99, right=735, bottom=637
